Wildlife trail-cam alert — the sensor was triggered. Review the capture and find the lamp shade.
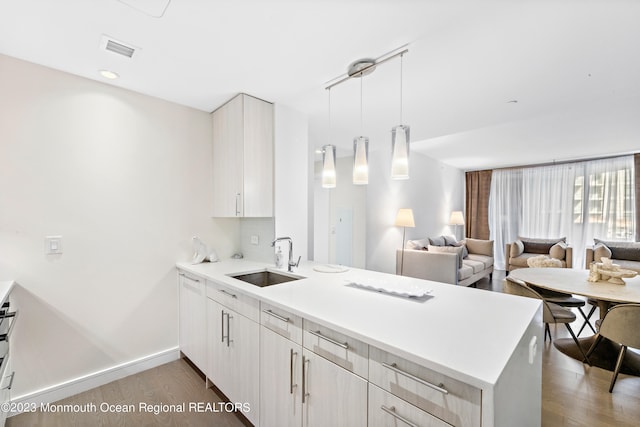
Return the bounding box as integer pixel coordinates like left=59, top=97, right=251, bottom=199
left=352, top=136, right=369, bottom=185
left=391, top=125, right=410, bottom=179
left=321, top=144, right=336, bottom=188
left=449, top=211, right=465, bottom=225
left=395, top=208, right=415, bottom=228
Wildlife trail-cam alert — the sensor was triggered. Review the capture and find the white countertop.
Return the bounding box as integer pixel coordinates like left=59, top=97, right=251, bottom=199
left=176, top=260, right=541, bottom=390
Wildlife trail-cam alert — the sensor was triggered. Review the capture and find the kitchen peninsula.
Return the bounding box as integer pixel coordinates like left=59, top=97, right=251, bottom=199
left=177, top=260, right=542, bottom=427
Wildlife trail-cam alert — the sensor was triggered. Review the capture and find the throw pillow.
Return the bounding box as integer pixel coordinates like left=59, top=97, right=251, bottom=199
left=443, top=235, right=458, bottom=246
left=428, top=236, right=446, bottom=246
left=594, top=238, right=640, bottom=261
left=465, top=238, right=494, bottom=257
left=519, top=237, right=566, bottom=254
left=427, top=245, right=463, bottom=268
left=549, top=242, right=567, bottom=260
left=455, top=242, right=469, bottom=259
left=511, top=240, right=524, bottom=258
left=593, top=242, right=612, bottom=262
left=406, top=238, right=429, bottom=250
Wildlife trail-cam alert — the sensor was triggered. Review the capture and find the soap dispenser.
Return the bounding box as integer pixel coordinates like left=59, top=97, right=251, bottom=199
left=275, top=246, right=284, bottom=269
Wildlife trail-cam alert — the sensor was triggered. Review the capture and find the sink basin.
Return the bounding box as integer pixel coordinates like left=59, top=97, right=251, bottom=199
left=229, top=269, right=304, bottom=288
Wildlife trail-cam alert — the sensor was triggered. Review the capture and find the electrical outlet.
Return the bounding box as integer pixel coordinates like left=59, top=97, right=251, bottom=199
left=45, top=236, right=63, bottom=254
left=250, top=235, right=259, bottom=245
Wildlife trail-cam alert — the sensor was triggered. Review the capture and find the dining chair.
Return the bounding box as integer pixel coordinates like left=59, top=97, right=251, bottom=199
left=585, top=303, right=640, bottom=392
left=528, top=285, right=597, bottom=336
left=503, top=276, right=591, bottom=364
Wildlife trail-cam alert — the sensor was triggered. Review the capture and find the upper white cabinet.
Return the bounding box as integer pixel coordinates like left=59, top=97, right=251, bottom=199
left=212, top=93, right=274, bottom=217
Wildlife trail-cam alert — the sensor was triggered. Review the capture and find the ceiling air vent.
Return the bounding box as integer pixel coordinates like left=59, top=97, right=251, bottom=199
left=100, top=35, right=137, bottom=58
left=106, top=39, right=135, bottom=58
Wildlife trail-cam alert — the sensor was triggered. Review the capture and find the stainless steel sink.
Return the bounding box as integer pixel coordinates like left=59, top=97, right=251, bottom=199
left=229, top=269, right=304, bottom=288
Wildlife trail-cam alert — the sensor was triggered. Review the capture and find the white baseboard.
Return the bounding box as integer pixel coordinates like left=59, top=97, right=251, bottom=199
left=10, top=347, right=180, bottom=415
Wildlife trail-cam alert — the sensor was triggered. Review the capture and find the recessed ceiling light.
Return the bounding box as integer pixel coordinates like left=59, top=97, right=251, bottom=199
left=99, top=70, right=119, bottom=80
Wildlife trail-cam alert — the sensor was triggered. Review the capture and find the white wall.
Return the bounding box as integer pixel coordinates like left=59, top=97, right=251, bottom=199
left=366, top=149, right=464, bottom=273
left=0, top=54, right=239, bottom=399
left=274, top=104, right=309, bottom=263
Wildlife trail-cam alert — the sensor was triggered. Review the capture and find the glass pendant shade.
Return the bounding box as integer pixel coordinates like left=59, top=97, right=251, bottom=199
left=352, top=136, right=369, bottom=185
left=391, top=125, right=410, bottom=180
left=321, top=144, right=337, bottom=188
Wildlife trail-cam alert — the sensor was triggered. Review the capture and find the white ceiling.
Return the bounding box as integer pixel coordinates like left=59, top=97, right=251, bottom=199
left=1, top=0, right=639, bottom=170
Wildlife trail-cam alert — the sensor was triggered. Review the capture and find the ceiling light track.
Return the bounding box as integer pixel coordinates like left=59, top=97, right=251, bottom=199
left=324, top=45, right=409, bottom=90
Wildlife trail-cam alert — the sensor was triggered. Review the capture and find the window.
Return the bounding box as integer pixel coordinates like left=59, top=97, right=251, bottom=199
left=573, top=168, right=634, bottom=239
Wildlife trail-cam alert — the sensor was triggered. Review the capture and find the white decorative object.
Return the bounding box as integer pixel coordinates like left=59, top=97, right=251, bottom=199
left=597, top=267, right=637, bottom=285
left=191, top=236, right=218, bottom=264
left=601, top=257, right=615, bottom=270
left=346, top=278, right=431, bottom=298
left=313, top=264, right=349, bottom=273
left=526, top=255, right=562, bottom=268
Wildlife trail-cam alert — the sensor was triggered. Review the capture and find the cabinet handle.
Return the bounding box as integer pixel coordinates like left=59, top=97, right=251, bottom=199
left=309, top=330, right=348, bottom=350
left=178, top=272, right=200, bottom=282
left=382, top=362, right=449, bottom=395
left=302, top=356, right=309, bottom=404
left=289, top=348, right=297, bottom=394
left=1, top=371, right=15, bottom=390
left=263, top=309, right=290, bottom=323
left=380, top=405, right=419, bottom=427
left=226, top=312, right=232, bottom=347
left=0, top=311, right=18, bottom=342
left=218, top=289, right=237, bottom=299
left=235, top=193, right=241, bottom=216
left=221, top=310, right=226, bottom=343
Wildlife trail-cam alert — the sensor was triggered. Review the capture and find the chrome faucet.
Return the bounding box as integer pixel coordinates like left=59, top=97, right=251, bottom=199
left=271, top=237, right=300, bottom=272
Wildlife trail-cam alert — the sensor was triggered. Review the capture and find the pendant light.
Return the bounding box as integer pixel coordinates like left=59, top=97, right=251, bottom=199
left=391, top=53, right=410, bottom=180
left=353, top=74, right=369, bottom=185
left=322, top=88, right=337, bottom=188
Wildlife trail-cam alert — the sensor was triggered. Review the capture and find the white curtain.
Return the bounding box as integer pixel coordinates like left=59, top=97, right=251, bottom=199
left=489, top=156, right=635, bottom=270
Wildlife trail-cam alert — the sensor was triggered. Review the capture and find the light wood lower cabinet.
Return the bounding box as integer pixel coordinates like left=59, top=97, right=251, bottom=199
left=178, top=272, right=207, bottom=371
left=206, top=297, right=260, bottom=426
left=368, top=383, right=451, bottom=427
left=302, top=349, right=368, bottom=427
left=260, top=326, right=302, bottom=427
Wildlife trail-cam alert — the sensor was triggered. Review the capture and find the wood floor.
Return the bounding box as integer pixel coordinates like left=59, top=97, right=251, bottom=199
left=6, top=358, right=245, bottom=427
left=8, top=271, right=640, bottom=426
left=476, top=271, right=640, bottom=427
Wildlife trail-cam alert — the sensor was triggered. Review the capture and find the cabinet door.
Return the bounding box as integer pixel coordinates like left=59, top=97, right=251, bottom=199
left=207, top=298, right=260, bottom=426
left=260, top=326, right=302, bottom=427
left=243, top=94, right=273, bottom=217
left=302, top=349, right=367, bottom=427
left=178, top=273, right=206, bottom=371
left=212, top=94, right=244, bottom=217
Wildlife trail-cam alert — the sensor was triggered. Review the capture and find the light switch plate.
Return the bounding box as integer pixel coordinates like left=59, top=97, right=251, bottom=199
left=45, top=236, right=63, bottom=254
left=250, top=235, right=259, bottom=245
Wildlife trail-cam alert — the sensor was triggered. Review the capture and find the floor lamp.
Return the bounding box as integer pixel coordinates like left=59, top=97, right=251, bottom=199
left=395, top=208, right=415, bottom=276
left=449, top=211, right=465, bottom=241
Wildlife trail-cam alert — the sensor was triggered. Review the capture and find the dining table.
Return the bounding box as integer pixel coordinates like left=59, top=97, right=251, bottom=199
left=509, top=267, right=640, bottom=375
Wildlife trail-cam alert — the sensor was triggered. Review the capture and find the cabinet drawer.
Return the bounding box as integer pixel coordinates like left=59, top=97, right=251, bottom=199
left=260, top=302, right=302, bottom=345
left=369, top=347, right=481, bottom=427
left=178, top=271, right=204, bottom=293
left=303, top=320, right=368, bottom=379
left=206, top=280, right=259, bottom=322
left=369, top=383, right=451, bottom=427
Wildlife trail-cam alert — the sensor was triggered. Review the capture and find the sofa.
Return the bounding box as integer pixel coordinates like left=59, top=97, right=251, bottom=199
left=585, top=239, right=640, bottom=273
left=396, top=236, right=494, bottom=286
left=505, top=237, right=573, bottom=272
